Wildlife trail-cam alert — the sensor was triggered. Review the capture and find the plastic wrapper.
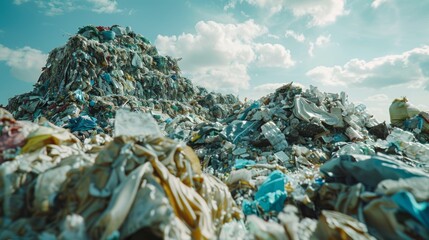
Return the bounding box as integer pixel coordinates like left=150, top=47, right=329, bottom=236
left=293, top=95, right=340, bottom=126
left=313, top=210, right=375, bottom=240
left=320, top=154, right=428, bottom=188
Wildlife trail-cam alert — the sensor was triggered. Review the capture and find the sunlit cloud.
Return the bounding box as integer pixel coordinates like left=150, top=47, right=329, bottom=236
left=156, top=20, right=294, bottom=93
left=0, top=44, right=48, bottom=83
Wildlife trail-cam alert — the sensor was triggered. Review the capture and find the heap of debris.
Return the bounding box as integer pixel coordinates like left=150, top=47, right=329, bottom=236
left=2, top=25, right=429, bottom=240
left=6, top=25, right=240, bottom=140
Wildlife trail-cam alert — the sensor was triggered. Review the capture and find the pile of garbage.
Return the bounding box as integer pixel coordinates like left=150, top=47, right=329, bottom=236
left=6, top=25, right=240, bottom=140
left=0, top=109, right=242, bottom=239
left=2, top=25, right=429, bottom=239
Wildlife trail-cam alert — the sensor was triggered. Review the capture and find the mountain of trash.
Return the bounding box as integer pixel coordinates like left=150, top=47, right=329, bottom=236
left=1, top=25, right=429, bottom=239
left=6, top=25, right=239, bottom=140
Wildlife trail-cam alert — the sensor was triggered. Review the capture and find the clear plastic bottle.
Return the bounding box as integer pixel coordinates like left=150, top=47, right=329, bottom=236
left=261, top=121, right=288, bottom=151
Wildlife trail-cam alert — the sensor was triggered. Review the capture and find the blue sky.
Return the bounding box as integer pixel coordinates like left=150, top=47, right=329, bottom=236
left=1, top=0, right=429, bottom=122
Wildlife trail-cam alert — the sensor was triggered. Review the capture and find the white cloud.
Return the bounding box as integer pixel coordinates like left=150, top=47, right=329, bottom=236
left=285, top=30, right=305, bottom=42
left=224, top=0, right=237, bottom=11
left=227, top=0, right=347, bottom=26
left=0, top=44, right=48, bottom=83
left=308, top=43, right=315, bottom=57
left=156, top=20, right=294, bottom=93
left=306, top=46, right=429, bottom=89
left=245, top=0, right=284, bottom=15
left=371, top=0, right=389, bottom=9
left=306, top=65, right=347, bottom=85
left=287, top=0, right=347, bottom=26
left=13, top=0, right=30, bottom=4
left=366, top=94, right=389, bottom=102
left=254, top=43, right=294, bottom=68
left=267, top=34, right=280, bottom=39
left=34, top=0, right=76, bottom=16
left=365, top=106, right=389, bottom=122
left=12, top=0, right=119, bottom=15
left=308, top=34, right=331, bottom=57
left=87, top=0, right=119, bottom=13
left=315, top=34, right=331, bottom=45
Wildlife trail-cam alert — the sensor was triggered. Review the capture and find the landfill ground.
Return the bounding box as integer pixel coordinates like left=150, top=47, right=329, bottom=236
left=1, top=25, right=429, bottom=240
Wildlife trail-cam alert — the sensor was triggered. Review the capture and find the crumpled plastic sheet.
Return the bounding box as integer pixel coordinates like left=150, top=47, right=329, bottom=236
left=293, top=95, right=340, bottom=126
left=239, top=101, right=260, bottom=120
left=53, top=135, right=241, bottom=239
left=313, top=210, right=375, bottom=240
left=391, top=191, right=429, bottom=229
left=242, top=170, right=288, bottom=215
left=317, top=182, right=365, bottom=219
left=375, top=177, right=429, bottom=201
left=226, top=168, right=254, bottom=190
left=221, top=120, right=259, bottom=144
left=0, top=119, right=84, bottom=223
left=316, top=154, right=429, bottom=240
left=114, top=109, right=161, bottom=137
left=336, top=142, right=376, bottom=156
left=218, top=220, right=247, bottom=239
left=246, top=215, right=287, bottom=240
left=66, top=115, right=98, bottom=132
left=364, top=195, right=429, bottom=239
left=225, top=204, right=355, bottom=240
left=22, top=120, right=81, bottom=153
left=234, top=159, right=256, bottom=170
left=384, top=128, right=429, bottom=166
left=0, top=112, right=38, bottom=162
left=320, top=154, right=428, bottom=188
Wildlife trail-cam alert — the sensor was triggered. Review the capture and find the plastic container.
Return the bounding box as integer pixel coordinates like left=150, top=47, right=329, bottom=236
left=101, top=30, right=116, bottom=41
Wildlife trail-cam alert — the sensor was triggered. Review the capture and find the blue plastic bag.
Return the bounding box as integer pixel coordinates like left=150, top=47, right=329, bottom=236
left=67, top=115, right=97, bottom=132
left=391, top=191, right=429, bottom=229
left=101, top=72, right=112, bottom=84
left=101, top=30, right=116, bottom=41
left=221, top=121, right=260, bottom=144
left=234, top=159, right=256, bottom=170
left=239, top=101, right=260, bottom=120
left=255, top=170, right=287, bottom=199
left=242, top=170, right=288, bottom=215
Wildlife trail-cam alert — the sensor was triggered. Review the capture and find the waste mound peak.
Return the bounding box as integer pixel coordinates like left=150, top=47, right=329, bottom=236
left=6, top=25, right=241, bottom=136
left=25, top=25, right=194, bottom=100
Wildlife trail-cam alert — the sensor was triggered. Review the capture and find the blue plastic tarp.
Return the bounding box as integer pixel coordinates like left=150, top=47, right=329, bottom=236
left=391, top=191, right=429, bottom=229
left=101, top=72, right=112, bottom=84
left=67, top=115, right=98, bottom=132
left=221, top=120, right=259, bottom=144
left=242, top=170, right=288, bottom=215
left=234, top=159, right=256, bottom=170
left=102, top=30, right=116, bottom=41
left=239, top=101, right=260, bottom=120
left=320, top=154, right=428, bottom=188
left=255, top=170, right=287, bottom=199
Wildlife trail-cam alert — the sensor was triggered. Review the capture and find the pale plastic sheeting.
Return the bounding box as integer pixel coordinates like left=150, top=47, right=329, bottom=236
left=114, top=109, right=161, bottom=137
left=293, top=95, right=339, bottom=126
